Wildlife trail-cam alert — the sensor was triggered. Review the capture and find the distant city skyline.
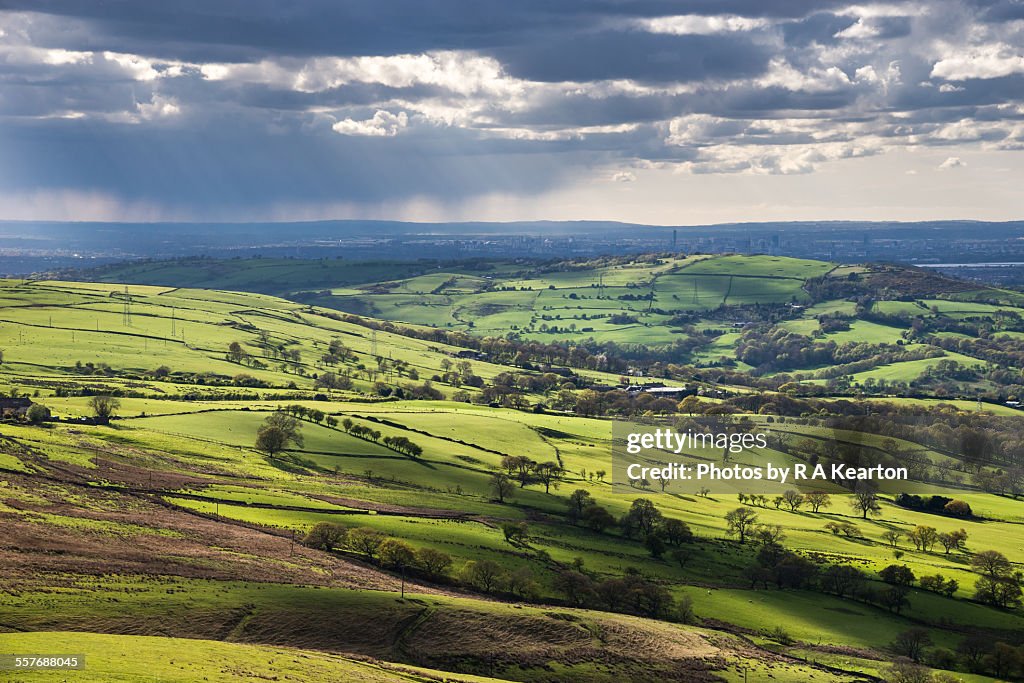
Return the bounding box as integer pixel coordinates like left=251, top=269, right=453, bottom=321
left=0, top=1, right=1022, bottom=224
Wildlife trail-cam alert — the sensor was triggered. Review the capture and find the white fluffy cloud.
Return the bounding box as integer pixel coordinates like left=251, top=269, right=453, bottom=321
left=635, top=15, right=769, bottom=35
left=931, top=44, right=1024, bottom=80
left=332, top=110, right=409, bottom=136
left=835, top=19, right=882, bottom=40
left=136, top=94, right=180, bottom=120
left=202, top=51, right=521, bottom=98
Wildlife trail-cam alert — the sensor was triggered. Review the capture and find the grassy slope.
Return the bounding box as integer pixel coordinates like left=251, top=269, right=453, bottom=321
left=64, top=253, right=1024, bottom=387
left=1, top=579, right=850, bottom=683
left=0, top=632, right=510, bottom=683
left=2, top=264, right=1021, bottom=682
left=4, top=397, right=1021, bottom=653
left=0, top=278, right=642, bottom=403
left=318, top=254, right=829, bottom=346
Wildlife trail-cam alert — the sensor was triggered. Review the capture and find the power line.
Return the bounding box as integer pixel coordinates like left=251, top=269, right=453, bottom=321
left=122, top=285, right=132, bottom=326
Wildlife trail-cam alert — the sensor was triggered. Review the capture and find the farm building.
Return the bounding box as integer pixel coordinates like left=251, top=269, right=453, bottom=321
left=0, top=397, right=33, bottom=418
left=641, top=386, right=695, bottom=399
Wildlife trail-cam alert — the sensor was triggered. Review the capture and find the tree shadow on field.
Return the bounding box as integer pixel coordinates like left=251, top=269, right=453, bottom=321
left=265, top=455, right=312, bottom=474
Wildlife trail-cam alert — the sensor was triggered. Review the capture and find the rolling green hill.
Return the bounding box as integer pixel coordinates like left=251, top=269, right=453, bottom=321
left=3, top=261, right=1023, bottom=682
left=69, top=253, right=1024, bottom=398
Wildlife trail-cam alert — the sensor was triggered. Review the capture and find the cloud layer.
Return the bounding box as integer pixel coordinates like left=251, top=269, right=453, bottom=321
left=0, top=1, right=1022, bottom=221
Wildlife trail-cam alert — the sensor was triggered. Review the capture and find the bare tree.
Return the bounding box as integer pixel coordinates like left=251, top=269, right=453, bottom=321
left=725, top=507, right=758, bottom=543
left=490, top=473, right=515, bottom=503
left=881, top=529, right=903, bottom=547
left=782, top=489, right=805, bottom=512
left=805, top=491, right=831, bottom=513
left=850, top=482, right=882, bottom=519
left=532, top=461, right=564, bottom=493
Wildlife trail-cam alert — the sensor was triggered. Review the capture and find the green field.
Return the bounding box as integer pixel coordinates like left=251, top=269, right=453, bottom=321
left=0, top=632, right=509, bottom=683
left=2, top=255, right=1023, bottom=682
left=310, top=254, right=828, bottom=346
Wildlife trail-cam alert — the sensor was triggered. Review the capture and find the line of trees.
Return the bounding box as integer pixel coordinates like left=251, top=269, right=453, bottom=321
left=889, top=628, right=1024, bottom=680
left=497, top=455, right=564, bottom=494
left=303, top=523, right=452, bottom=580
left=338, top=417, right=423, bottom=458
left=550, top=565, right=687, bottom=621
left=281, top=404, right=336, bottom=427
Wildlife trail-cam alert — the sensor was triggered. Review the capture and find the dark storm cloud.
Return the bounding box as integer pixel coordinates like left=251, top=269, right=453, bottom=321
left=781, top=13, right=858, bottom=46
left=889, top=75, right=1024, bottom=112
left=974, top=0, right=1024, bottom=21
left=0, top=116, right=582, bottom=207
left=492, top=31, right=773, bottom=84
left=0, top=0, right=1022, bottom=215
left=4, top=1, right=851, bottom=60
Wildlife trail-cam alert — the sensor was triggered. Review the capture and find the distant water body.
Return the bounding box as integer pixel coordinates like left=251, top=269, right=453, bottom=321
left=919, top=262, right=1024, bottom=268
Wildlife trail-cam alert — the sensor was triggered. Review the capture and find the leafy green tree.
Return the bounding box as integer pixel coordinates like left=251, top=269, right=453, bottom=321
left=580, top=504, right=615, bottom=532
left=881, top=529, right=903, bottom=547
left=621, top=498, right=663, bottom=538
left=227, top=341, right=249, bottom=364
left=463, top=560, right=505, bottom=593
left=880, top=564, right=916, bottom=588
left=502, top=521, right=529, bottom=546
left=303, top=523, right=347, bottom=551
left=505, top=567, right=540, bottom=600
left=938, top=529, right=967, bottom=554
left=347, top=527, right=386, bottom=561
left=26, top=403, right=51, bottom=425
left=662, top=518, right=693, bottom=546
left=907, top=525, right=939, bottom=552
left=566, top=489, right=593, bottom=523
left=416, top=548, right=452, bottom=579
left=255, top=410, right=304, bottom=456
left=502, top=455, right=534, bottom=487
left=379, top=538, right=417, bottom=570
left=89, top=395, right=121, bottom=420
left=644, top=533, right=667, bottom=558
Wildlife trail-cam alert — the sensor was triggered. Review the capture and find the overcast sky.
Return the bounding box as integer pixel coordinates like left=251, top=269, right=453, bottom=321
left=1, top=1, right=1022, bottom=224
